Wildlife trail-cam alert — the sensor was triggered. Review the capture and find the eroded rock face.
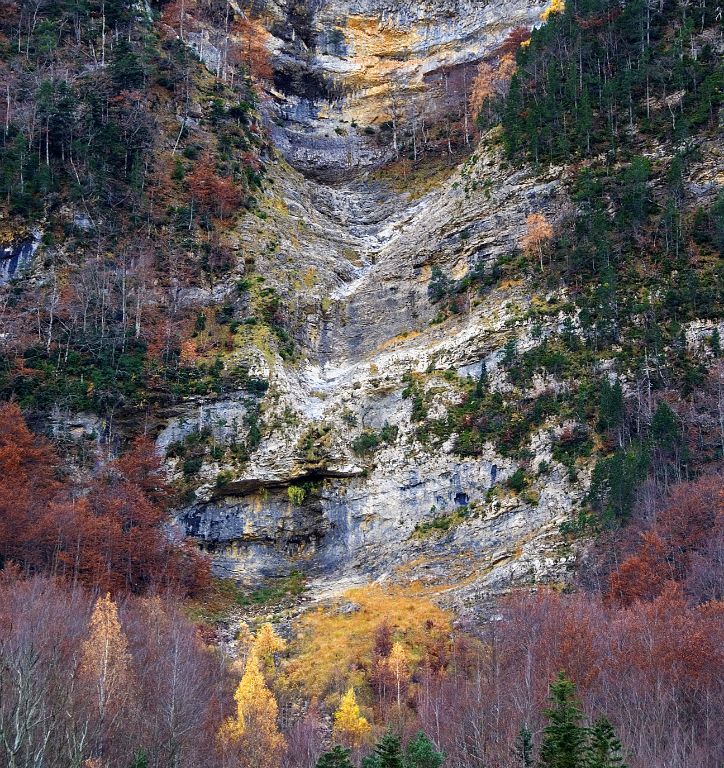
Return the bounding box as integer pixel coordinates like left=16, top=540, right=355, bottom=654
left=157, top=0, right=587, bottom=606
left=263, top=0, right=547, bottom=178
left=0, top=233, right=40, bottom=284
left=167, top=133, right=583, bottom=604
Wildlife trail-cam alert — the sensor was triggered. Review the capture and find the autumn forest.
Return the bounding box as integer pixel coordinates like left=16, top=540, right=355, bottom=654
left=0, top=0, right=722, bottom=766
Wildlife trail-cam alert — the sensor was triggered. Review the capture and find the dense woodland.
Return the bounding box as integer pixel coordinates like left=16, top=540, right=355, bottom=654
left=0, top=0, right=722, bottom=766
left=0, top=0, right=275, bottom=433
left=426, top=0, right=722, bottom=531
left=1, top=450, right=721, bottom=767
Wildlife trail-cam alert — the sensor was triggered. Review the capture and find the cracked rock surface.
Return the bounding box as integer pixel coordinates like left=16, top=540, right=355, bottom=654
left=169, top=140, right=582, bottom=609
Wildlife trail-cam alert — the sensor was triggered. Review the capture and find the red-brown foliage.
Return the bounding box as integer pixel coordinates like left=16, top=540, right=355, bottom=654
left=608, top=473, right=723, bottom=605
left=0, top=403, right=209, bottom=595
left=231, top=17, right=273, bottom=83
left=407, top=476, right=724, bottom=768
left=0, top=403, right=61, bottom=568
left=498, top=26, right=532, bottom=56
left=187, top=154, right=242, bottom=220
left=412, top=584, right=723, bottom=768
left=0, top=575, right=225, bottom=768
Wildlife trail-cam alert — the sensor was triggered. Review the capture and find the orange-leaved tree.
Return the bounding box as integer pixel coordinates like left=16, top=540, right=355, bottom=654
left=521, top=212, right=554, bottom=271
left=0, top=404, right=209, bottom=595
left=469, top=54, right=516, bottom=123
left=187, top=154, right=242, bottom=221
left=80, top=593, right=133, bottom=756
left=0, top=403, right=60, bottom=569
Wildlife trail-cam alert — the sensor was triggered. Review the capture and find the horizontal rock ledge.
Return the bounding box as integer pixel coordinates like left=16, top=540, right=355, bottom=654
left=212, top=468, right=366, bottom=497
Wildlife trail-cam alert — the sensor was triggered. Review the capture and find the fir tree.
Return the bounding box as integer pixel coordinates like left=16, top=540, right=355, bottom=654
left=514, top=725, right=534, bottom=767
left=539, top=673, right=587, bottom=768
left=404, top=731, right=445, bottom=768
left=475, top=361, right=488, bottom=396
left=651, top=402, right=680, bottom=452
left=110, top=38, right=144, bottom=91
left=710, top=328, right=721, bottom=357
left=316, top=745, right=355, bottom=768
left=585, top=717, right=627, bottom=768
left=128, top=750, right=148, bottom=768
left=597, top=379, right=624, bottom=433
left=363, top=732, right=404, bottom=768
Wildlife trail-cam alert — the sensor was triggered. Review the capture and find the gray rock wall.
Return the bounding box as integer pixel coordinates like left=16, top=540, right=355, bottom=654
left=167, top=135, right=582, bottom=604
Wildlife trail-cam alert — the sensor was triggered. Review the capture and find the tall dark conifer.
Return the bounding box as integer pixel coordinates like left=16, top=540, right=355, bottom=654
left=539, top=673, right=587, bottom=768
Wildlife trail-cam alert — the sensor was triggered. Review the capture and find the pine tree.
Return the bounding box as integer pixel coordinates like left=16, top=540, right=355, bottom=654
left=597, top=379, right=624, bottom=434
left=585, top=717, right=627, bottom=768
left=110, top=39, right=144, bottom=91
left=404, top=731, right=445, bottom=768
left=128, top=749, right=149, bottom=768
left=475, top=361, right=488, bottom=396
left=363, top=732, right=404, bottom=768
left=316, top=745, right=354, bottom=768
left=333, top=687, right=371, bottom=748
left=514, top=725, right=534, bottom=767
left=539, top=673, right=587, bottom=768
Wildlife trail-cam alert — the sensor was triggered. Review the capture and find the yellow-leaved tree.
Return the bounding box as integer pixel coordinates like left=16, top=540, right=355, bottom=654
left=253, top=622, right=286, bottom=675
left=80, top=593, right=132, bottom=753
left=332, top=687, right=371, bottom=747
left=219, top=651, right=286, bottom=768
left=541, top=0, right=565, bottom=21
left=387, top=642, right=409, bottom=709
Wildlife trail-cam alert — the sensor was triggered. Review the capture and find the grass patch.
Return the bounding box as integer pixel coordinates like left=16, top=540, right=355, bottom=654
left=283, top=584, right=452, bottom=701
left=412, top=505, right=472, bottom=538
left=184, top=572, right=307, bottom=624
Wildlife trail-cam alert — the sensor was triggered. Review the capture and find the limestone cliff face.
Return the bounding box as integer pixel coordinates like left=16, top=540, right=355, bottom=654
left=167, top=149, right=583, bottom=603
left=165, top=0, right=584, bottom=606
left=262, top=0, right=546, bottom=178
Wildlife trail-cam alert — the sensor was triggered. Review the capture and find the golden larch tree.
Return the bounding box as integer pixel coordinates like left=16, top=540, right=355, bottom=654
left=219, top=652, right=286, bottom=768
left=521, top=212, right=554, bottom=271
left=80, top=593, right=132, bottom=732
left=387, top=642, right=409, bottom=709
left=541, top=0, right=565, bottom=21
left=253, top=622, right=287, bottom=675
left=236, top=620, right=255, bottom=658
left=332, top=687, right=371, bottom=747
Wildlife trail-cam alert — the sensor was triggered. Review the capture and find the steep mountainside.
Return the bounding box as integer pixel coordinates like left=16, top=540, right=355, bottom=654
left=0, top=0, right=721, bottom=613
left=154, top=0, right=588, bottom=605
left=174, top=149, right=578, bottom=607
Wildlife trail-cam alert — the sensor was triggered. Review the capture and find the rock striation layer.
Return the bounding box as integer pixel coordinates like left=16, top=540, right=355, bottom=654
left=263, top=0, right=547, bottom=178
left=163, top=0, right=586, bottom=607
left=170, top=137, right=583, bottom=604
